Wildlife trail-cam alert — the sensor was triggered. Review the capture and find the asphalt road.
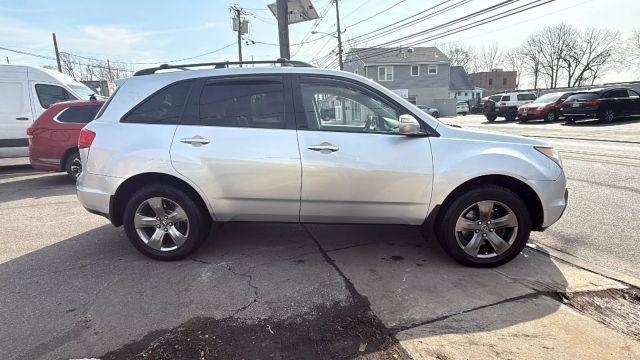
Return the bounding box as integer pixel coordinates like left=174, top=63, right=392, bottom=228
left=447, top=114, right=640, bottom=279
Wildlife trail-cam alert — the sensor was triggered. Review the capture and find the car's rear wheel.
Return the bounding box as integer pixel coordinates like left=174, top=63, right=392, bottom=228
left=436, top=186, right=531, bottom=267
left=485, top=114, right=497, bottom=122
left=123, top=185, right=209, bottom=261
left=599, top=109, right=615, bottom=124
left=64, top=150, right=82, bottom=181
left=432, top=111, right=439, bottom=118
left=545, top=110, right=557, bottom=122
left=565, top=117, right=575, bottom=124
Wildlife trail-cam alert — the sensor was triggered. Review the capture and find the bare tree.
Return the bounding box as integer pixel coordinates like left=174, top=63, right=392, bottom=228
left=529, top=23, right=574, bottom=88
left=440, top=43, right=476, bottom=72
left=627, top=28, right=640, bottom=71
left=561, top=27, right=621, bottom=87
left=519, top=38, right=542, bottom=89
left=502, top=48, right=525, bottom=89
left=476, top=43, right=502, bottom=72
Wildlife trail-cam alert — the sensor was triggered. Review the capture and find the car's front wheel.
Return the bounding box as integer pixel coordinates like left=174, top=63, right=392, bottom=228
left=123, top=185, right=209, bottom=261
left=436, top=186, right=531, bottom=267
left=545, top=110, right=557, bottom=122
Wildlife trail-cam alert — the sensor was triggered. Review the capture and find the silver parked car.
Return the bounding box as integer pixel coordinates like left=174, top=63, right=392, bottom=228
left=417, top=105, right=440, bottom=118
left=77, top=60, right=567, bottom=267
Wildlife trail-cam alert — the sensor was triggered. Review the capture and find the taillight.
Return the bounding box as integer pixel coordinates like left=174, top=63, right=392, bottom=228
left=500, top=102, right=506, bottom=106
left=585, top=99, right=601, bottom=106
left=26, top=127, right=36, bottom=138
left=78, top=128, right=96, bottom=149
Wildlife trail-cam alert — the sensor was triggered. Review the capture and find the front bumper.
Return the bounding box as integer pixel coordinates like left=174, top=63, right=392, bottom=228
left=518, top=108, right=545, bottom=120
left=528, top=172, right=568, bottom=229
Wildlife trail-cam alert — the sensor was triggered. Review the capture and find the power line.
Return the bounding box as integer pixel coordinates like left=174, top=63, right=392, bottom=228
left=343, top=0, right=409, bottom=30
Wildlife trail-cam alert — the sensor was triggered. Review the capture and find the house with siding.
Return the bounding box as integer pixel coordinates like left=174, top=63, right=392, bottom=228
left=343, top=47, right=456, bottom=115
left=449, top=66, right=483, bottom=103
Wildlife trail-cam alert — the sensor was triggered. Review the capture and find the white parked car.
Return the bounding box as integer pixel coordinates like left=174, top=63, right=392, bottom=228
left=77, top=60, right=567, bottom=267
left=483, top=91, right=537, bottom=122
left=416, top=105, right=440, bottom=118
left=0, top=65, right=97, bottom=158
left=456, top=101, right=470, bottom=115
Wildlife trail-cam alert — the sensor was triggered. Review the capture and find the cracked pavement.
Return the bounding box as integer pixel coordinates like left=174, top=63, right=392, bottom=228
left=2, top=166, right=640, bottom=359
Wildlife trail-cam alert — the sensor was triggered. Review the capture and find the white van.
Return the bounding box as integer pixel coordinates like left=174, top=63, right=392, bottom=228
left=0, top=65, right=96, bottom=158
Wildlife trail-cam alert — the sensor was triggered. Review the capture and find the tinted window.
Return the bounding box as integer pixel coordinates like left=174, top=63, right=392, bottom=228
left=35, top=84, right=76, bottom=108
left=122, top=81, right=192, bottom=124
left=628, top=90, right=640, bottom=98
left=517, top=94, right=536, bottom=101
left=604, top=90, right=628, bottom=98
left=199, top=80, right=284, bottom=128
left=56, top=105, right=101, bottom=123
left=500, top=95, right=511, bottom=101
left=489, top=95, right=502, bottom=102
left=300, top=80, right=401, bottom=134
left=566, top=93, right=599, bottom=101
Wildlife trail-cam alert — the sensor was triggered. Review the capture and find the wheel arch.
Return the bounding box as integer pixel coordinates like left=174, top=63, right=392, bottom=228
left=110, top=172, right=213, bottom=227
left=61, top=147, right=79, bottom=171
left=430, top=174, right=544, bottom=232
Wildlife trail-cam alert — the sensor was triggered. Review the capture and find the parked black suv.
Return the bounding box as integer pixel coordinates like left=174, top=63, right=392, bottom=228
left=561, top=87, right=640, bottom=124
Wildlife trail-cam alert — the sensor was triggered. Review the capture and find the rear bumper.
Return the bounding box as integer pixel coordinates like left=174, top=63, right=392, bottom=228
left=561, top=108, right=598, bottom=118
left=76, top=171, right=121, bottom=220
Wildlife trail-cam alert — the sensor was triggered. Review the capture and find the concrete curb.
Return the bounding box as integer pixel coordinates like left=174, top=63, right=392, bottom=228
left=527, top=242, right=640, bottom=290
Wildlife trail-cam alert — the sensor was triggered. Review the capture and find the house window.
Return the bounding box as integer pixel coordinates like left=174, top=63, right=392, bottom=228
left=503, top=78, right=507, bottom=85
left=489, top=78, right=493, bottom=86
left=464, top=92, right=468, bottom=96
left=427, top=65, right=437, bottom=75
left=354, top=68, right=359, bottom=75
left=378, top=66, right=393, bottom=81
left=408, top=96, right=417, bottom=105
left=410, top=65, right=419, bottom=76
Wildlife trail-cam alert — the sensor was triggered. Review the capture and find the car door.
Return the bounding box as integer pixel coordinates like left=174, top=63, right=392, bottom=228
left=603, top=89, right=628, bottom=115
left=293, top=75, right=433, bottom=225
left=626, top=89, right=640, bottom=116
left=0, top=78, right=33, bottom=157
left=171, top=75, right=301, bottom=222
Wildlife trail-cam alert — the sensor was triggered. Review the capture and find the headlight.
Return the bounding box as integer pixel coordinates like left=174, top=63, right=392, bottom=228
left=537, top=105, right=546, bottom=110
left=535, top=146, right=562, bottom=168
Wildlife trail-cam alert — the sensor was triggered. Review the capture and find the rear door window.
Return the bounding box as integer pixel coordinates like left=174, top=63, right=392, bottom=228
left=56, top=105, right=101, bottom=123
left=500, top=95, right=511, bottom=102
left=35, top=84, right=77, bottom=108
left=198, top=79, right=285, bottom=129
left=566, top=93, right=598, bottom=101
left=604, top=90, right=628, bottom=99
left=517, top=94, right=536, bottom=101
left=122, top=81, right=192, bottom=124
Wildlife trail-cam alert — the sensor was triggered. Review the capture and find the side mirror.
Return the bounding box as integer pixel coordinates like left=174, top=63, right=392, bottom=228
left=398, top=114, right=422, bottom=135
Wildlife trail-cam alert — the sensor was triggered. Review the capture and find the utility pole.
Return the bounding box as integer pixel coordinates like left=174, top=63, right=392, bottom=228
left=333, top=0, right=343, bottom=70
left=52, top=33, right=62, bottom=72
left=276, top=0, right=290, bottom=60
left=231, top=5, right=248, bottom=66
left=5, top=56, right=9, bottom=64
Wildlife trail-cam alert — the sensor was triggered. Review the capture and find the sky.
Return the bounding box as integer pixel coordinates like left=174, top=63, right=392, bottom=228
left=1, top=0, right=639, bottom=86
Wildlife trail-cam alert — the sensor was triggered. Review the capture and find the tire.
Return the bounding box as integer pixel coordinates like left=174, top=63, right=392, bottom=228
left=64, top=150, right=82, bottom=182
left=432, top=111, right=439, bottom=118
left=123, top=184, right=210, bottom=261
left=544, top=110, right=557, bottom=123
left=565, top=117, right=575, bottom=124
left=599, top=109, right=615, bottom=124
left=485, top=114, right=497, bottom=122
left=436, top=185, right=531, bottom=267
left=505, top=108, right=517, bottom=121
left=462, top=112, right=467, bottom=116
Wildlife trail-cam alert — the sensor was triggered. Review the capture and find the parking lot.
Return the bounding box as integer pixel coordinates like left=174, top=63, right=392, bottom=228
left=2, top=115, right=640, bottom=359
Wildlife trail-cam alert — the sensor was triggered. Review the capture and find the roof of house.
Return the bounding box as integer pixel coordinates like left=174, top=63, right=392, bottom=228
left=449, top=66, right=475, bottom=91
left=346, top=47, right=450, bottom=65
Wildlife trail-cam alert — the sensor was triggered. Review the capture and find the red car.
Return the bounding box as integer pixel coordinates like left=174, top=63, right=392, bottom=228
left=517, top=91, right=572, bottom=122
left=27, top=100, right=104, bottom=180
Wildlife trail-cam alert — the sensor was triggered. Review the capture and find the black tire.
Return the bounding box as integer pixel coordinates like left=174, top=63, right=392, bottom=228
left=123, top=184, right=210, bottom=261
left=505, top=108, right=517, bottom=121
left=544, top=110, right=557, bottom=123
left=432, top=111, right=439, bottom=118
left=485, top=114, right=497, bottom=122
left=565, top=117, right=575, bottom=124
left=599, top=109, right=615, bottom=124
left=436, top=185, right=531, bottom=267
left=64, top=150, right=82, bottom=182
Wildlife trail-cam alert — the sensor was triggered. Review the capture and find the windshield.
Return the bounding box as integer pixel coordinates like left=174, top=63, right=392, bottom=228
left=534, top=93, right=561, bottom=103
left=67, top=84, right=95, bottom=100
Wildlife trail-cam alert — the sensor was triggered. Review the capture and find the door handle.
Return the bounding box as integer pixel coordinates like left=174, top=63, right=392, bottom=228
left=180, top=136, right=210, bottom=146
left=308, top=142, right=339, bottom=152
left=16, top=117, right=29, bottom=121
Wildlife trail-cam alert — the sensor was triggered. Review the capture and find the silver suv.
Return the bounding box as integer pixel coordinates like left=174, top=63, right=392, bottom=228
left=77, top=60, right=567, bottom=267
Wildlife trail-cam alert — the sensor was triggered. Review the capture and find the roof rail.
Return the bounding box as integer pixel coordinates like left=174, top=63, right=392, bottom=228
left=133, top=58, right=314, bottom=76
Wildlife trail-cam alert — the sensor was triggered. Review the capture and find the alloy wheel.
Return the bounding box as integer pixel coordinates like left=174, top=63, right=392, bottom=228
left=454, top=200, right=518, bottom=258
left=604, top=110, right=615, bottom=123
left=134, top=197, right=190, bottom=251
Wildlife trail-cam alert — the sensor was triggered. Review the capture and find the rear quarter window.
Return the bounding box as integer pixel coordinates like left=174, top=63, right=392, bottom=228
left=121, top=80, right=193, bottom=124
left=56, top=105, right=102, bottom=124
left=489, top=95, right=502, bottom=102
